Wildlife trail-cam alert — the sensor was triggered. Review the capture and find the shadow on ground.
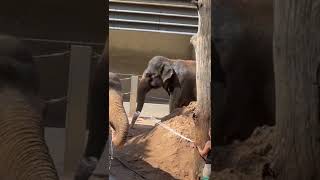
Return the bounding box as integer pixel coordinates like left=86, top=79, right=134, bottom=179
left=112, top=123, right=178, bottom=180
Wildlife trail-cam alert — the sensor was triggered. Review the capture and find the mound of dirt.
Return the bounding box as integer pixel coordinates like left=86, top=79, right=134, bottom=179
left=212, top=125, right=275, bottom=180
left=113, top=101, right=275, bottom=180
left=114, top=102, right=198, bottom=180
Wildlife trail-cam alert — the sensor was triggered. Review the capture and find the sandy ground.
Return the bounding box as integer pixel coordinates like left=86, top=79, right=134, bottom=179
left=45, top=100, right=274, bottom=180
left=112, top=102, right=275, bottom=180
left=44, top=102, right=169, bottom=179
left=110, top=102, right=198, bottom=180
left=109, top=102, right=172, bottom=180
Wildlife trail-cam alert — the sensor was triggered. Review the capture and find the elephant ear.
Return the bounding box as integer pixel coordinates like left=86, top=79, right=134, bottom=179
left=141, top=73, right=147, bottom=80
left=161, top=62, right=174, bottom=83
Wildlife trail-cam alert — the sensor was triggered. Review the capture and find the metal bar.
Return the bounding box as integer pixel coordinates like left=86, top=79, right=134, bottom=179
left=109, top=0, right=197, bottom=9
left=110, top=8, right=198, bottom=18
left=64, top=45, right=92, bottom=176
left=109, top=18, right=199, bottom=28
left=109, top=27, right=196, bottom=35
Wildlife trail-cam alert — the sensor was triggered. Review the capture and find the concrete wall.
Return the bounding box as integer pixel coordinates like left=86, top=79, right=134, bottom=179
left=109, top=29, right=195, bottom=103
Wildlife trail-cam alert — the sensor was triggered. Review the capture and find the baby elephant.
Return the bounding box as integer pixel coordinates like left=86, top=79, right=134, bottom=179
left=131, top=56, right=196, bottom=128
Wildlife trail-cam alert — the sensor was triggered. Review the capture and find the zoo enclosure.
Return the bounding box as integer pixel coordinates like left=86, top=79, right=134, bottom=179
left=110, top=0, right=198, bottom=103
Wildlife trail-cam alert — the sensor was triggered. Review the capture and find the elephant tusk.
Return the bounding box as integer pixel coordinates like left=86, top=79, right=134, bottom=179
left=130, top=111, right=141, bottom=129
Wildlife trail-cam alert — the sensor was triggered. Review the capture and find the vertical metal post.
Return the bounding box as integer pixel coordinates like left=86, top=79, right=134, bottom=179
left=64, top=45, right=92, bottom=177
left=129, top=75, right=139, bottom=116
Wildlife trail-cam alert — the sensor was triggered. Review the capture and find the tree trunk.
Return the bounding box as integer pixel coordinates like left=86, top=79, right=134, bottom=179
left=272, top=0, right=320, bottom=179
left=191, top=0, right=211, bottom=179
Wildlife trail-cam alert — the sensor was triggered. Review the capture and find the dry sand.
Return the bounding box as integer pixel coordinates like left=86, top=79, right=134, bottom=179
left=111, top=101, right=275, bottom=180
left=112, top=102, right=198, bottom=180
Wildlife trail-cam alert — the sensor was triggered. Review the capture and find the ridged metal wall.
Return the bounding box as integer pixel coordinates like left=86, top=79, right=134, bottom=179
left=109, top=0, right=198, bottom=35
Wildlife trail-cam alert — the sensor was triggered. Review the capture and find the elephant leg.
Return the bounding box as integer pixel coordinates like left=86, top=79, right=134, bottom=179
left=169, top=95, right=174, bottom=113
left=169, top=88, right=181, bottom=113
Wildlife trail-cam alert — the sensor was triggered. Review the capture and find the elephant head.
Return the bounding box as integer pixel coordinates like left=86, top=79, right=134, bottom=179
left=109, top=72, right=129, bottom=148
left=135, top=56, right=175, bottom=114
left=0, top=35, right=58, bottom=179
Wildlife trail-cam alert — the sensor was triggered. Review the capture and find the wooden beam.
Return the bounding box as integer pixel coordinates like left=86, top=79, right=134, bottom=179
left=129, top=75, right=139, bottom=116
left=64, top=45, right=92, bottom=177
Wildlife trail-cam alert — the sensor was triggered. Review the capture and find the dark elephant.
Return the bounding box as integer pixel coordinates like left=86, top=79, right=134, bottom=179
left=212, top=41, right=227, bottom=145
left=213, top=0, right=275, bottom=144
left=0, top=34, right=59, bottom=179
left=131, top=56, right=196, bottom=128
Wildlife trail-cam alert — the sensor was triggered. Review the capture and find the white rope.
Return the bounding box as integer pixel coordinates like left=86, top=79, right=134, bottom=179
left=156, top=120, right=194, bottom=143
left=136, top=113, right=194, bottom=143
left=123, top=92, right=130, bottom=95
left=33, top=51, right=70, bottom=58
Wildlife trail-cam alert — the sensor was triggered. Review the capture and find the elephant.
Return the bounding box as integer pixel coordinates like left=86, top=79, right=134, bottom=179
left=212, top=41, right=227, bottom=145
left=213, top=0, right=275, bottom=144
left=108, top=72, right=129, bottom=147
left=130, top=56, right=196, bottom=128
left=0, top=34, right=59, bottom=179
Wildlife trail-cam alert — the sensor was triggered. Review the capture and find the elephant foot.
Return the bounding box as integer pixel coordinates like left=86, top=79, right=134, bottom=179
left=74, top=157, right=98, bottom=180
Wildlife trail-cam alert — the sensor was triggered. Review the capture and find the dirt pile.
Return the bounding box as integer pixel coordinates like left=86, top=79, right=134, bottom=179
left=114, top=102, right=198, bottom=180
left=113, top=101, right=275, bottom=180
left=212, top=125, right=275, bottom=180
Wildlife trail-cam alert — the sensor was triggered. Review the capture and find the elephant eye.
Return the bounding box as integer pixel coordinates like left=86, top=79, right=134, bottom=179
left=145, top=73, right=151, bottom=77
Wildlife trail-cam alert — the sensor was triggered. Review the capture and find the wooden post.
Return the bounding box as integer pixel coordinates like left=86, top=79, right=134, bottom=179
left=129, top=75, right=139, bottom=116
left=64, top=45, right=92, bottom=177
left=190, top=0, right=211, bottom=179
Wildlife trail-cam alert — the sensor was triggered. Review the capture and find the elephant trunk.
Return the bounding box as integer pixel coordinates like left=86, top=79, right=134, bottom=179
left=109, top=89, right=129, bottom=148
left=0, top=89, right=58, bottom=180
left=135, top=77, right=152, bottom=113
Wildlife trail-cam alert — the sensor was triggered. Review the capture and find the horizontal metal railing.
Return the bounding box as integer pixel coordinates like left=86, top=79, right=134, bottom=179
left=109, top=0, right=198, bottom=35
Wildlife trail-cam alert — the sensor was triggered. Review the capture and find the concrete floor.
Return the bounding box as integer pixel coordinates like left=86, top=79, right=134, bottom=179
left=44, top=102, right=169, bottom=179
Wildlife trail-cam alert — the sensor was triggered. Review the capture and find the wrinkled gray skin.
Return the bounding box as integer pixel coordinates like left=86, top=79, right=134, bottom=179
left=109, top=72, right=129, bottom=147
left=132, top=56, right=196, bottom=127
left=0, top=35, right=58, bottom=179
